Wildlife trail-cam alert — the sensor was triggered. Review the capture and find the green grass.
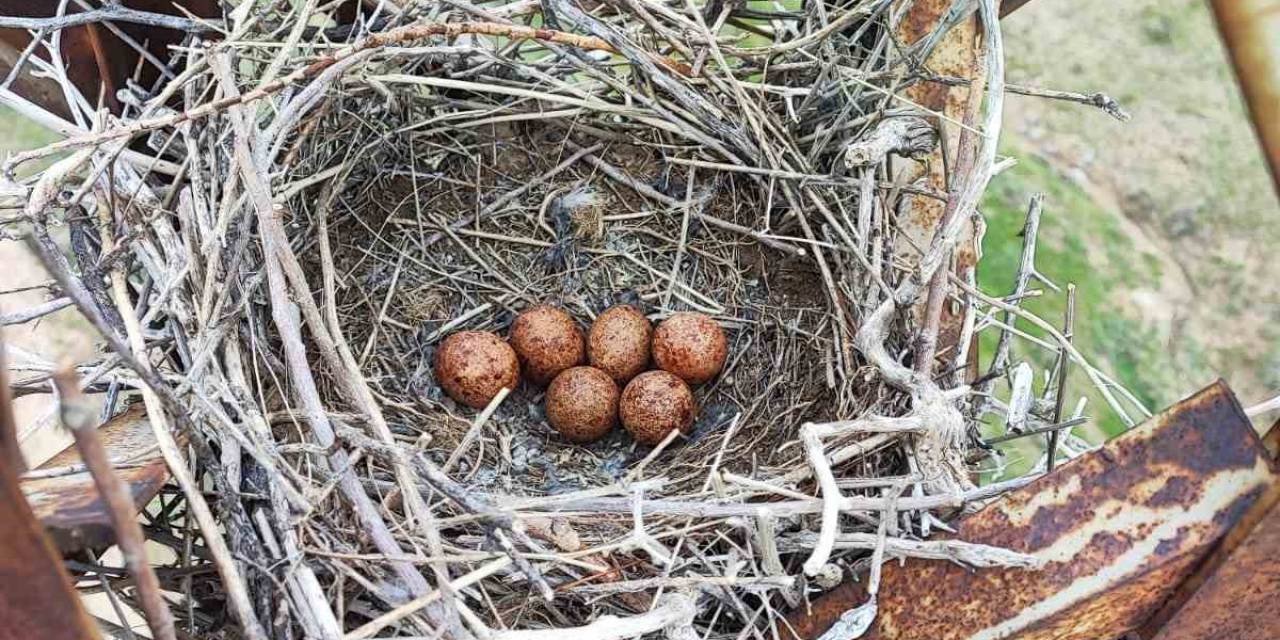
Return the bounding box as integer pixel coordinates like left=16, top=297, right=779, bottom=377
left=975, top=143, right=1207, bottom=475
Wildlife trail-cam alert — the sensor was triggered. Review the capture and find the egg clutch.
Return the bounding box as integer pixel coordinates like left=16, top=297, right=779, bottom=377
left=433, top=305, right=727, bottom=446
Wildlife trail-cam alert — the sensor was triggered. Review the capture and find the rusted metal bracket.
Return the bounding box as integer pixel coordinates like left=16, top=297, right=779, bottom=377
left=1148, top=482, right=1280, bottom=640
left=0, top=339, right=99, bottom=640
left=1211, top=0, right=1280, bottom=192
left=786, top=381, right=1276, bottom=640
left=1000, top=0, right=1035, bottom=18
left=895, top=0, right=983, bottom=371
left=21, top=403, right=172, bottom=554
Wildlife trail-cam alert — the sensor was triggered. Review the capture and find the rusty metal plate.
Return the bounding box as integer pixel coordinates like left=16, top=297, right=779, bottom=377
left=1150, top=489, right=1280, bottom=640
left=895, top=0, right=981, bottom=365
left=0, top=447, right=98, bottom=640
left=786, top=381, right=1276, bottom=640
left=21, top=404, right=171, bottom=553
left=0, top=341, right=98, bottom=640
left=0, top=0, right=220, bottom=117
left=1211, top=0, right=1280, bottom=190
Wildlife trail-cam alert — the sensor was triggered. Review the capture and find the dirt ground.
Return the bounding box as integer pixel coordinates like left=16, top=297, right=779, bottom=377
left=0, top=109, right=101, bottom=467
left=1, top=228, right=102, bottom=466
left=1001, top=0, right=1279, bottom=410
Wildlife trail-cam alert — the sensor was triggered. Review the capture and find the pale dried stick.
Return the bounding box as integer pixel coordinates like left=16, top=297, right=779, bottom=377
left=490, top=593, right=697, bottom=640
left=55, top=227, right=268, bottom=640
left=444, top=387, right=510, bottom=473
left=346, top=558, right=515, bottom=640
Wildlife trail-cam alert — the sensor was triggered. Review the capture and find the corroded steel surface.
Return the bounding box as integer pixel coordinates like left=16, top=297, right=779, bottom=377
left=21, top=404, right=171, bottom=553
left=1151, top=493, right=1280, bottom=640
left=895, top=0, right=982, bottom=365
left=1211, top=0, right=1280, bottom=190
left=0, top=346, right=97, bottom=640
left=786, top=381, right=1276, bottom=640
left=0, top=455, right=98, bottom=640
left=1138, top=463, right=1280, bottom=636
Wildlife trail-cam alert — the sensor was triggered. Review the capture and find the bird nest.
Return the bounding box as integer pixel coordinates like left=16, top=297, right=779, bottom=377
left=1, top=1, right=1140, bottom=639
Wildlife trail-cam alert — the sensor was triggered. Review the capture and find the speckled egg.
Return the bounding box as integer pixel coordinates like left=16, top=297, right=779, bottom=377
left=652, top=312, right=727, bottom=385
left=545, top=366, right=619, bottom=443
left=434, top=331, right=519, bottom=409
left=510, top=305, right=585, bottom=386
left=587, top=304, right=652, bottom=384
left=619, top=371, right=696, bottom=446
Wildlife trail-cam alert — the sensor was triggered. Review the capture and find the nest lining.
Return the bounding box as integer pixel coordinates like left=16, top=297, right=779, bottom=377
left=315, top=118, right=857, bottom=488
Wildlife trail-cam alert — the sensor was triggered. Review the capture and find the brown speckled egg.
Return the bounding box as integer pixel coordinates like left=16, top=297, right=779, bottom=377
left=545, top=366, right=619, bottom=443
left=510, top=305, right=585, bottom=386
left=619, top=371, right=696, bottom=446
left=588, top=304, right=652, bottom=383
left=434, top=331, right=519, bottom=409
left=652, top=312, right=727, bottom=385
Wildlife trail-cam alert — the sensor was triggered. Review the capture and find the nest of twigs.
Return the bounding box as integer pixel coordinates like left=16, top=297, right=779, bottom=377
left=1, top=1, right=1144, bottom=638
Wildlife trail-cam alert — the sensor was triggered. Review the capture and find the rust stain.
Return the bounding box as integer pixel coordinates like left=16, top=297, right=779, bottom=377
left=1150, top=493, right=1280, bottom=640
left=1138, top=464, right=1280, bottom=636
left=1211, top=0, right=1280, bottom=191
left=785, top=381, right=1276, bottom=640
left=0, top=339, right=97, bottom=640
left=893, top=0, right=981, bottom=361
left=21, top=404, right=172, bottom=553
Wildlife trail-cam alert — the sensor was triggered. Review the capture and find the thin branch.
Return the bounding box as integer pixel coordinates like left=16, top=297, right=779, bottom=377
left=0, top=297, right=73, bottom=326
left=0, top=4, right=219, bottom=32
left=1047, top=284, right=1076, bottom=470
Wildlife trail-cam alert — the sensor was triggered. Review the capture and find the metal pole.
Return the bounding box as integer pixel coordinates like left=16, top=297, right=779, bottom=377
left=1211, top=0, right=1280, bottom=191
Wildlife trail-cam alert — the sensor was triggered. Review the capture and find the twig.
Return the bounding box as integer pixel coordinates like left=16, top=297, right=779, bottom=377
left=335, top=424, right=556, bottom=602
left=3, top=21, right=675, bottom=171
left=0, top=4, right=219, bottom=32
left=973, top=194, right=1045, bottom=415
left=923, top=74, right=1131, bottom=121
left=954, top=276, right=1136, bottom=427
left=346, top=558, right=514, bottom=640
left=0, top=297, right=73, bottom=326
left=1046, top=284, right=1076, bottom=470
left=566, top=141, right=806, bottom=256
left=443, top=387, right=509, bottom=473
left=983, top=415, right=1088, bottom=445
left=491, top=593, right=696, bottom=640
left=26, top=217, right=268, bottom=640
left=778, top=531, right=1042, bottom=568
